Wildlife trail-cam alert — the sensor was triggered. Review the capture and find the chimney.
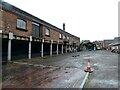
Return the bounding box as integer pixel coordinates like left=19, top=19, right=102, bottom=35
left=63, top=23, right=65, bottom=31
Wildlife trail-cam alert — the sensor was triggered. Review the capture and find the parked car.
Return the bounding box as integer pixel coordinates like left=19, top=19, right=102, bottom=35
left=111, top=49, right=120, bottom=54
left=111, top=49, right=115, bottom=53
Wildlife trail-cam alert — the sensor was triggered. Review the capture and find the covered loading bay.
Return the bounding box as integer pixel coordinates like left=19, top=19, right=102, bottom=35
left=31, top=42, right=41, bottom=57
left=2, top=38, right=64, bottom=63
left=2, top=38, right=8, bottom=63
left=2, top=39, right=29, bottom=63
left=52, top=43, right=57, bottom=55
left=58, top=44, right=62, bottom=54
left=11, top=40, right=29, bottom=60
left=43, top=43, right=50, bottom=56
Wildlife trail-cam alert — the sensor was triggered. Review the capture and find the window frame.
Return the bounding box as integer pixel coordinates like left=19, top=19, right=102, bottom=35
left=16, top=19, right=27, bottom=31
left=67, top=36, right=69, bottom=40
left=45, top=28, right=50, bottom=36
left=63, top=35, right=66, bottom=39
left=32, top=22, right=40, bottom=37
left=59, top=33, right=62, bottom=39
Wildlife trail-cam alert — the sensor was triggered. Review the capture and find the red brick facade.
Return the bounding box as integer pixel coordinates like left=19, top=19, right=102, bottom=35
left=1, top=2, right=80, bottom=45
left=1, top=2, right=80, bottom=62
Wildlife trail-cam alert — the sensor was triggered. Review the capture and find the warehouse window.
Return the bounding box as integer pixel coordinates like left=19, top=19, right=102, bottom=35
left=45, top=28, right=50, bottom=36
left=32, top=22, right=40, bottom=37
left=59, top=33, right=62, bottom=39
left=67, top=36, right=69, bottom=40
left=63, top=35, right=65, bottom=39
left=17, top=19, right=26, bottom=30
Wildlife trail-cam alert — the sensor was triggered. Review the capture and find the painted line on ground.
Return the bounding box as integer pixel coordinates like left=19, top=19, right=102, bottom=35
left=80, top=72, right=89, bottom=89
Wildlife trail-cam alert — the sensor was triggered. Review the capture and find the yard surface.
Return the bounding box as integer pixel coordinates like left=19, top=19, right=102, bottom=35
left=2, top=50, right=119, bottom=89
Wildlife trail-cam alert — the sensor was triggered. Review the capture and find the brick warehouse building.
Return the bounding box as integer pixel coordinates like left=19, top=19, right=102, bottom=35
left=0, top=2, right=80, bottom=63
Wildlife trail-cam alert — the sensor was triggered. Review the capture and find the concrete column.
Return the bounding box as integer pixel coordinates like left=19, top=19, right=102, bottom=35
left=94, top=45, right=96, bottom=51
left=62, top=44, right=63, bottom=54
left=28, top=41, right=31, bottom=59
left=74, top=45, right=75, bottom=52
left=28, top=36, right=32, bottom=59
left=57, top=41, right=59, bottom=55
left=69, top=45, right=70, bottom=52
left=41, top=39, right=44, bottom=57
left=75, top=45, right=77, bottom=52
left=65, top=45, right=67, bottom=53
left=76, top=46, right=78, bottom=52
left=72, top=45, right=74, bottom=52
left=8, top=32, right=13, bottom=61
left=8, top=39, right=11, bottom=61
left=50, top=40, right=53, bottom=56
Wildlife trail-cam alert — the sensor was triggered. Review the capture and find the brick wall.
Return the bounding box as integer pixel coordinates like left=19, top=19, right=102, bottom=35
left=42, top=26, right=59, bottom=41
left=1, top=8, right=80, bottom=45
left=2, top=9, right=32, bottom=37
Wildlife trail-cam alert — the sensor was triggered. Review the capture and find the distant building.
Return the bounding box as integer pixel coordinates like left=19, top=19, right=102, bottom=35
left=80, top=41, right=96, bottom=51
left=103, top=39, right=114, bottom=49
left=93, top=41, right=104, bottom=50
left=108, top=37, right=120, bottom=53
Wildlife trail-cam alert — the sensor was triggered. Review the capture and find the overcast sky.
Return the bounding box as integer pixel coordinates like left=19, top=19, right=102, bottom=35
left=3, top=0, right=119, bottom=41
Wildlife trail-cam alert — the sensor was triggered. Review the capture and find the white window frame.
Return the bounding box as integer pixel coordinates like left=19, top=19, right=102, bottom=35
left=32, top=22, right=40, bottom=37
left=45, top=28, right=50, bottom=36
left=17, top=19, right=26, bottom=29
left=67, top=36, right=69, bottom=40
left=32, top=22, right=39, bottom=26
left=63, top=35, right=66, bottom=39
left=59, top=33, right=62, bottom=39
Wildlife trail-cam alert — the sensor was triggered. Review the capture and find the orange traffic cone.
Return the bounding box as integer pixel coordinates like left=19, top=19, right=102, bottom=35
left=84, top=59, right=93, bottom=73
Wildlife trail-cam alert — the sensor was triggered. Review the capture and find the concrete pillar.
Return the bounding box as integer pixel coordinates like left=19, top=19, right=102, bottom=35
left=50, top=40, right=53, bottom=56
left=72, top=45, right=74, bottom=52
left=8, top=39, right=11, bottom=61
left=75, top=46, right=77, bottom=52
left=62, top=44, right=63, bottom=54
left=94, top=45, right=96, bottom=51
left=69, top=45, right=70, bottom=52
left=74, top=45, right=76, bottom=52
left=28, top=36, right=32, bottom=59
left=57, top=41, right=59, bottom=55
left=8, top=32, right=13, bottom=61
left=28, top=41, right=31, bottom=59
left=41, top=39, right=44, bottom=57
left=76, top=46, right=78, bottom=52
left=65, top=45, right=67, bottom=53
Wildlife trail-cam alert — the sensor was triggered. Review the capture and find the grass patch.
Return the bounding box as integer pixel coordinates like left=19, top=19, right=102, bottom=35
left=83, top=74, right=92, bottom=89
left=6, top=61, right=14, bottom=68
left=5, top=61, right=21, bottom=70
left=2, top=74, right=8, bottom=81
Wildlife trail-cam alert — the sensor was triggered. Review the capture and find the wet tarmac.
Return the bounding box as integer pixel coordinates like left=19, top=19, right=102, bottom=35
left=2, top=50, right=119, bottom=88
left=83, top=50, right=119, bottom=88
left=2, top=52, right=87, bottom=88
